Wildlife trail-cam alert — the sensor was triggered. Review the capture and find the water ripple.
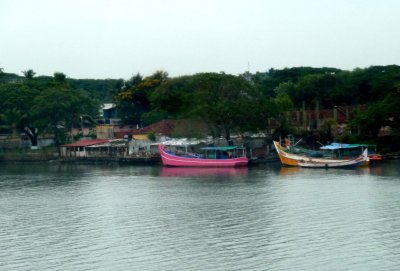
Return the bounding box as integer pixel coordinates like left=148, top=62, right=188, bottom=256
left=1, top=162, right=400, bottom=270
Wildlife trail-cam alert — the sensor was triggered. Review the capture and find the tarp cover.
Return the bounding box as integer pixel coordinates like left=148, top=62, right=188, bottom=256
left=320, top=142, right=369, bottom=150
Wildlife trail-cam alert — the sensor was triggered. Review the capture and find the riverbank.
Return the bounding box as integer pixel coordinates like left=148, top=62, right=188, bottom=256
left=59, top=156, right=161, bottom=165
left=0, top=148, right=162, bottom=164
left=1, top=148, right=399, bottom=164
left=0, top=149, right=59, bottom=162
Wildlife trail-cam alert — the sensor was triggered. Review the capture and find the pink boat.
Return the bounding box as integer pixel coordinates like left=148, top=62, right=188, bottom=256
left=158, top=144, right=248, bottom=167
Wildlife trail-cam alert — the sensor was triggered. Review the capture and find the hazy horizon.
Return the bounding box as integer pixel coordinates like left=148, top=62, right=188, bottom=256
left=2, top=0, right=400, bottom=79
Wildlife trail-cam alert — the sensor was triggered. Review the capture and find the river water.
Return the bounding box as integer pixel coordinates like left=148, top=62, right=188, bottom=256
left=1, top=161, right=400, bottom=271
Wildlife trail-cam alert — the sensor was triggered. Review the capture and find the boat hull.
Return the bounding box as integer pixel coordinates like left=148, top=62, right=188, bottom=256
left=158, top=144, right=248, bottom=167
left=296, top=158, right=366, bottom=168
left=273, top=141, right=369, bottom=168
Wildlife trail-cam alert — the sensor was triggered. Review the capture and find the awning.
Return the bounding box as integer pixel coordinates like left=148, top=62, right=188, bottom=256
left=63, top=139, right=110, bottom=147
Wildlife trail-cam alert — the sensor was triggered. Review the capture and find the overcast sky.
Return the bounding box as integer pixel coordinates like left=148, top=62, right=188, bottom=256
left=1, top=0, right=400, bottom=79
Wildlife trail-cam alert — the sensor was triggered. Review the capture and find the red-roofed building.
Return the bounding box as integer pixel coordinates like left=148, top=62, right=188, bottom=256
left=61, top=139, right=110, bottom=157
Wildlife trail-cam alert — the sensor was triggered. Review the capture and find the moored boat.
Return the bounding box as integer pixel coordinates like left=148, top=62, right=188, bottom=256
left=273, top=141, right=369, bottom=168
left=158, top=144, right=248, bottom=167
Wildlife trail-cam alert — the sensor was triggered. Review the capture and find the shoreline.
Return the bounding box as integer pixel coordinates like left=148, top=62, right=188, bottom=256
left=0, top=153, right=162, bottom=165
left=1, top=149, right=399, bottom=165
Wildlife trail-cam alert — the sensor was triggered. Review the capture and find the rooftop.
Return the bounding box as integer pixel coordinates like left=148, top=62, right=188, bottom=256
left=63, top=139, right=110, bottom=147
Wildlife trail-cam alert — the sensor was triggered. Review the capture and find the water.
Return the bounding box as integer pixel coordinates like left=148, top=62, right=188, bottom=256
left=1, top=161, right=400, bottom=270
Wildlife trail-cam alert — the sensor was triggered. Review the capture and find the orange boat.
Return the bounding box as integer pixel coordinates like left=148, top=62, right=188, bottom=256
left=273, top=141, right=369, bottom=168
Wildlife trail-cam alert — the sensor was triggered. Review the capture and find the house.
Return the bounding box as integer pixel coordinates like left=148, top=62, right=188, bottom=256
left=98, top=103, right=120, bottom=125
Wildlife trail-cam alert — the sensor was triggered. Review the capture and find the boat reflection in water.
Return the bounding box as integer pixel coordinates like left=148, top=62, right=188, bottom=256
left=278, top=163, right=375, bottom=176
left=278, top=166, right=301, bottom=176
left=160, top=166, right=248, bottom=177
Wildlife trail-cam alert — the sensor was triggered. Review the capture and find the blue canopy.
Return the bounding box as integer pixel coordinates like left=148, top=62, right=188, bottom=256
left=320, top=142, right=370, bottom=150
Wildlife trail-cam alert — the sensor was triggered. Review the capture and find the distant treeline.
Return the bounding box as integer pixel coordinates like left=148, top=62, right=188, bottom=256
left=0, top=70, right=121, bottom=103
left=1, top=65, right=400, bottom=149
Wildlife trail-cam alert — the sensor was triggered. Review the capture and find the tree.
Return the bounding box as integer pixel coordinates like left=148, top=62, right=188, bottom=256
left=375, top=86, right=400, bottom=135
left=253, top=67, right=341, bottom=99
left=124, top=73, right=143, bottom=90
left=274, top=86, right=294, bottom=119
left=19, top=115, right=39, bottom=148
left=145, top=75, right=192, bottom=123
left=0, top=83, right=40, bottom=147
left=350, top=101, right=390, bottom=138
left=329, top=71, right=356, bottom=106
left=22, top=69, right=36, bottom=79
left=114, top=71, right=168, bottom=125
left=31, top=87, right=99, bottom=152
left=291, top=74, right=336, bottom=109
left=188, top=72, right=263, bottom=142
left=54, top=72, right=66, bottom=83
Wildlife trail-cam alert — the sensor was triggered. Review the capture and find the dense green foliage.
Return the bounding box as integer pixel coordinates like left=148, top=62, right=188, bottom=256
left=1, top=65, right=400, bottom=149
left=253, top=65, right=400, bottom=109
left=0, top=71, right=101, bottom=148
left=113, top=71, right=169, bottom=125
left=68, top=78, right=122, bottom=103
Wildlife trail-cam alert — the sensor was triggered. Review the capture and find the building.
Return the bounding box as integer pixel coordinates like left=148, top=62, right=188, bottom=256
left=61, top=139, right=110, bottom=158
left=98, top=103, right=120, bottom=125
